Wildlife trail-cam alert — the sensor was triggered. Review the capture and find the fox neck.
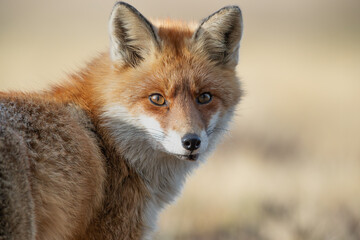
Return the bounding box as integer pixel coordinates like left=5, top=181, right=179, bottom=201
left=101, top=112, right=200, bottom=236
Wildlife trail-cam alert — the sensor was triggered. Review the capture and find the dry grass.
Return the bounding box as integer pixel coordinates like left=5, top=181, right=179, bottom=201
left=1, top=0, right=360, bottom=239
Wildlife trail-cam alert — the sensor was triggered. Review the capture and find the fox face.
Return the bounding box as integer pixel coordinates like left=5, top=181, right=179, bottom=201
left=102, top=2, right=242, bottom=162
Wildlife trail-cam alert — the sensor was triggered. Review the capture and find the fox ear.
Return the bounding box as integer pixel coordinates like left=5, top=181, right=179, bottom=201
left=192, top=6, right=243, bottom=68
left=109, top=2, right=160, bottom=67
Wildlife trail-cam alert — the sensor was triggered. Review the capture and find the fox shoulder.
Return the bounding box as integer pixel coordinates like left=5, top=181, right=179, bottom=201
left=0, top=94, right=106, bottom=240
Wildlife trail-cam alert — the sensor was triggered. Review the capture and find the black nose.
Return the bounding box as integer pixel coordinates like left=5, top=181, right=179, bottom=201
left=181, top=133, right=201, bottom=151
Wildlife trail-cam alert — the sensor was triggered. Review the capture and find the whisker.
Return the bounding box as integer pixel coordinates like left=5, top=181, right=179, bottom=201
left=146, top=128, right=166, bottom=135
left=206, top=127, right=229, bottom=136
left=213, top=127, right=229, bottom=132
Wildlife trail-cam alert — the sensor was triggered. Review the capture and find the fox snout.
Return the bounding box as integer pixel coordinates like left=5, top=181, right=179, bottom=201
left=160, top=128, right=208, bottom=159
left=181, top=133, right=201, bottom=151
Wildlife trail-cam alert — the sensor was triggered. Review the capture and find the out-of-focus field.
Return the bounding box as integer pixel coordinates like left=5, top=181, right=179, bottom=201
left=1, top=0, right=360, bottom=239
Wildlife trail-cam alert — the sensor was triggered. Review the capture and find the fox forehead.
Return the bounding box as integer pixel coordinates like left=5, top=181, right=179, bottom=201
left=155, top=20, right=195, bottom=51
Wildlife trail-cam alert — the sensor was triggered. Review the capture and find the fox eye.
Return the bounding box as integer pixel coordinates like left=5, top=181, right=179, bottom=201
left=197, top=92, right=212, bottom=104
left=149, top=94, right=166, bottom=106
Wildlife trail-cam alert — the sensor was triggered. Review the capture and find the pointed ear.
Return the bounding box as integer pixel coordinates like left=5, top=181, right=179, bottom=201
left=109, top=2, right=160, bottom=67
left=192, top=6, right=243, bottom=68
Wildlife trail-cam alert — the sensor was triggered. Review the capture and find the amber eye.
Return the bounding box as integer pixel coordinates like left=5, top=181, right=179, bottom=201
left=149, top=94, right=166, bottom=106
left=197, top=92, right=212, bottom=104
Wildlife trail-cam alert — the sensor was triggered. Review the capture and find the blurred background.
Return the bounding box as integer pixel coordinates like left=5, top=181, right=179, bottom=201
left=1, top=0, right=360, bottom=239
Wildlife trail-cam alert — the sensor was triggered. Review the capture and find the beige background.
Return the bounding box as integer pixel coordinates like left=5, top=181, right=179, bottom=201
left=1, top=0, right=360, bottom=239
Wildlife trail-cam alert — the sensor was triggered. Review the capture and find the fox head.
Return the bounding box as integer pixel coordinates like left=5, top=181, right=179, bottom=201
left=101, top=2, right=243, bottom=163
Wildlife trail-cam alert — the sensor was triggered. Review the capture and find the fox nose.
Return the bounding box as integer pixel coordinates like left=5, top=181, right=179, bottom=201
left=181, top=133, right=201, bottom=151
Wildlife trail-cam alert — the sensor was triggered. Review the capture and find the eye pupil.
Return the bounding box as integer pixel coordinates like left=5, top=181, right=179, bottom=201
left=149, top=94, right=166, bottom=106
left=197, top=92, right=212, bottom=104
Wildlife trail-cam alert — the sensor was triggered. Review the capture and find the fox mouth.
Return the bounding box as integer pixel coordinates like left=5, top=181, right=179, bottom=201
left=176, top=153, right=199, bottom=161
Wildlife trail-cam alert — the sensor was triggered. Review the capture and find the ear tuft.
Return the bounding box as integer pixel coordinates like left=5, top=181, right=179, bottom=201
left=192, top=6, right=243, bottom=68
left=109, top=2, right=159, bottom=67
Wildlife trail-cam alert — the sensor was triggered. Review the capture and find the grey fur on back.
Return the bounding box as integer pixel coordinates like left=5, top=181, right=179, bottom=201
left=0, top=96, right=105, bottom=240
left=0, top=125, right=35, bottom=240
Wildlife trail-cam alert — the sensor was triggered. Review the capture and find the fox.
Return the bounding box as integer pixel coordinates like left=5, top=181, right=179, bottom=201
left=0, top=2, right=243, bottom=240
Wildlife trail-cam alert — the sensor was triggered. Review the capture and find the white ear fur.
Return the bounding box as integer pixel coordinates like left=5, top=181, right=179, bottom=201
left=109, top=2, right=160, bottom=67
left=192, top=6, right=243, bottom=68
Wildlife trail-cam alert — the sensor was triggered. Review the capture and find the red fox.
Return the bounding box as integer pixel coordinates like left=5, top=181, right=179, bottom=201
left=0, top=2, right=243, bottom=239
